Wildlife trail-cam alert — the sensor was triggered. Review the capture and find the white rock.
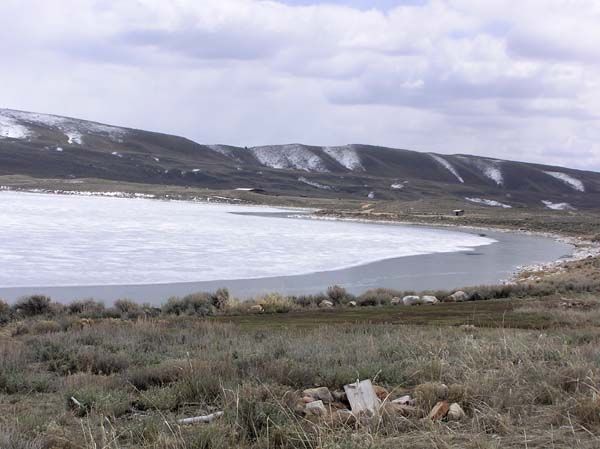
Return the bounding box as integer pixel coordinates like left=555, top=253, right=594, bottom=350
left=348, top=301, right=357, bottom=307
left=447, top=403, right=466, bottom=421
left=306, top=400, right=327, bottom=415
left=319, top=300, right=334, bottom=308
left=391, top=297, right=403, bottom=306
left=448, top=291, right=468, bottom=302
left=422, top=295, right=439, bottom=305
left=402, top=295, right=423, bottom=306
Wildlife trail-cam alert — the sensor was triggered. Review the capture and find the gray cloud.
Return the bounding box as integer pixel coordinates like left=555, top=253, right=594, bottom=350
left=0, top=0, right=599, bottom=171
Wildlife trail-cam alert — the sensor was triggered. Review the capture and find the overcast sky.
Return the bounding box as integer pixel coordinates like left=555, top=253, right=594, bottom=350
left=1, top=0, right=599, bottom=170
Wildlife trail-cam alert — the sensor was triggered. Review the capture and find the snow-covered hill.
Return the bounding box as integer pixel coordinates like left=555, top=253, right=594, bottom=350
left=1, top=108, right=599, bottom=209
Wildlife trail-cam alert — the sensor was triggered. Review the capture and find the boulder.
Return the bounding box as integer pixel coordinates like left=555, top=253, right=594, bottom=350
left=332, top=390, right=348, bottom=403
left=422, top=295, right=439, bottom=305
left=391, top=297, right=403, bottom=305
left=448, top=291, right=468, bottom=302
left=250, top=304, right=264, bottom=313
left=447, top=403, right=466, bottom=421
left=306, top=400, right=327, bottom=416
left=348, top=301, right=357, bottom=307
left=428, top=400, right=450, bottom=420
left=319, top=300, right=334, bottom=309
left=303, top=386, right=334, bottom=403
left=402, top=295, right=422, bottom=306
left=373, top=385, right=390, bottom=401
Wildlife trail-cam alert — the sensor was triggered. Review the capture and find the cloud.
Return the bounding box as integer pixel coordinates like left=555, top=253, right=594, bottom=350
left=0, top=0, right=599, bottom=171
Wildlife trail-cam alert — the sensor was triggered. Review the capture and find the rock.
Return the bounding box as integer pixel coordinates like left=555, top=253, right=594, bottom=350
left=392, top=395, right=414, bottom=406
left=250, top=304, right=264, bottom=313
left=448, top=291, right=468, bottom=302
left=332, top=390, right=348, bottom=403
left=403, top=295, right=422, bottom=306
left=422, top=295, right=439, bottom=305
left=428, top=400, right=450, bottom=420
left=447, top=403, right=465, bottom=421
left=303, top=387, right=334, bottom=403
left=373, top=385, right=389, bottom=401
left=330, top=409, right=356, bottom=426
left=391, top=297, right=403, bottom=305
left=380, top=402, right=418, bottom=417
left=460, top=324, right=477, bottom=332
left=348, top=301, right=357, bottom=307
left=319, top=300, right=334, bottom=309
left=306, top=400, right=327, bottom=416
left=301, top=396, right=314, bottom=403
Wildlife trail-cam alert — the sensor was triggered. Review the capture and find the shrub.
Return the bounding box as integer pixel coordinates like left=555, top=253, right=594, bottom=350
left=326, top=285, right=353, bottom=305
left=67, top=299, right=105, bottom=317
left=125, top=363, right=183, bottom=390
left=0, top=300, right=11, bottom=324
left=357, top=288, right=401, bottom=307
left=162, top=293, right=214, bottom=316
left=292, top=294, right=327, bottom=308
left=114, top=299, right=141, bottom=316
left=66, top=385, right=131, bottom=417
left=210, top=288, right=230, bottom=310
left=257, top=294, right=294, bottom=314
left=12, top=296, right=52, bottom=317
left=76, top=348, right=130, bottom=375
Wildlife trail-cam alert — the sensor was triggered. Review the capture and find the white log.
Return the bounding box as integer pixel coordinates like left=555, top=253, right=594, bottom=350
left=71, top=396, right=84, bottom=408
left=177, top=411, right=224, bottom=425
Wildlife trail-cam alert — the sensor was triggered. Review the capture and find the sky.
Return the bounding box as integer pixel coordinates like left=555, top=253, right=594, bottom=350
left=1, top=0, right=599, bottom=171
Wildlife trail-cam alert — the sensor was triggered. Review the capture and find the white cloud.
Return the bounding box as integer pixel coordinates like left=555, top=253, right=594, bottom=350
left=0, top=0, right=599, bottom=170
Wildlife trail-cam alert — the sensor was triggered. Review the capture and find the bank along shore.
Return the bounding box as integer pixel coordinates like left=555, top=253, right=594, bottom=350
left=301, top=210, right=600, bottom=286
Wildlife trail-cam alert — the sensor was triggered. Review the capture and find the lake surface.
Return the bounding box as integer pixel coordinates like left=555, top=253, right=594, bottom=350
left=0, top=191, right=573, bottom=303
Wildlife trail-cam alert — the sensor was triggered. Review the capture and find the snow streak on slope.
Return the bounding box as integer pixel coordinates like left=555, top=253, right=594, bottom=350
left=0, top=114, right=31, bottom=139
left=465, top=197, right=512, bottom=208
left=323, top=145, right=364, bottom=171
left=542, top=200, right=575, bottom=211
left=460, top=157, right=503, bottom=186
left=0, top=109, right=127, bottom=144
left=208, top=145, right=235, bottom=158
left=250, top=145, right=329, bottom=172
left=544, top=171, right=585, bottom=192
left=298, top=177, right=331, bottom=190
left=429, top=154, right=464, bottom=183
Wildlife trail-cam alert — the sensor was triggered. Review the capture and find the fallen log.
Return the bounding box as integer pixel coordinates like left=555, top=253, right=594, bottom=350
left=177, top=411, right=224, bottom=425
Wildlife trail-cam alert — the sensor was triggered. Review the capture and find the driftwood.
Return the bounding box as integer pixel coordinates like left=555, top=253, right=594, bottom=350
left=70, top=396, right=84, bottom=409
left=177, top=411, right=224, bottom=425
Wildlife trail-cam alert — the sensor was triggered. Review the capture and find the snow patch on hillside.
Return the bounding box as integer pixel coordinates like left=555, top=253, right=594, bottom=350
left=544, top=171, right=585, bottom=192
left=0, top=109, right=127, bottom=144
left=429, top=154, right=464, bottom=183
left=460, top=157, right=504, bottom=186
left=208, top=145, right=234, bottom=157
left=250, top=145, right=329, bottom=172
left=298, top=177, right=331, bottom=190
left=391, top=183, right=405, bottom=190
left=465, top=197, right=512, bottom=208
left=0, top=114, right=31, bottom=139
left=323, top=145, right=364, bottom=171
left=542, top=200, right=575, bottom=211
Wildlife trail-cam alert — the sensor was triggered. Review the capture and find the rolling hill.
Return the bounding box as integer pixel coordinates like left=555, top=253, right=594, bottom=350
left=1, top=108, right=599, bottom=209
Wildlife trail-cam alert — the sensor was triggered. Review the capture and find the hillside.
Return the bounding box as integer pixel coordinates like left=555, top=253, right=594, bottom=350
left=1, top=108, right=599, bottom=209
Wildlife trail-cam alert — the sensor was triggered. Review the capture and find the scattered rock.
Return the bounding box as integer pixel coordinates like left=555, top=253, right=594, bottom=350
left=373, top=385, right=390, bottom=401
left=392, top=395, right=414, bottom=406
left=460, top=324, right=477, bottom=332
left=391, top=297, right=403, bottom=306
left=380, top=402, right=418, bottom=417
left=301, top=396, right=314, bottom=403
left=332, top=390, right=348, bottom=403
left=402, top=295, right=422, bottom=306
left=250, top=304, right=264, bottom=313
left=306, top=400, right=327, bottom=416
left=303, top=386, right=334, bottom=403
left=428, top=400, right=450, bottom=420
left=348, top=301, right=357, bottom=307
left=422, top=295, right=439, bottom=305
left=319, top=300, right=334, bottom=308
left=447, top=403, right=465, bottom=421
left=448, top=291, right=468, bottom=302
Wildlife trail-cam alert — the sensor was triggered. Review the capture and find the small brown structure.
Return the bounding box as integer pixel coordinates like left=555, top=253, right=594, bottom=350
left=453, top=209, right=465, bottom=216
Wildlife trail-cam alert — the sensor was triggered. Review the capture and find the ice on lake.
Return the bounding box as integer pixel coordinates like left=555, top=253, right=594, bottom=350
left=0, top=191, right=496, bottom=287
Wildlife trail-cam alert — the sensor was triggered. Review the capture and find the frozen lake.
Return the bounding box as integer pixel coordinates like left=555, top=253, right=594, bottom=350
left=0, top=191, right=572, bottom=303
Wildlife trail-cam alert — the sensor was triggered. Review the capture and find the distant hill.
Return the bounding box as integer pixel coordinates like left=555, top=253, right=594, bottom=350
left=1, top=108, right=599, bottom=209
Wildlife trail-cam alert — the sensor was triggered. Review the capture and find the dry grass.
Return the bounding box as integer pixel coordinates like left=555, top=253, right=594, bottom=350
left=1, top=311, right=600, bottom=448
